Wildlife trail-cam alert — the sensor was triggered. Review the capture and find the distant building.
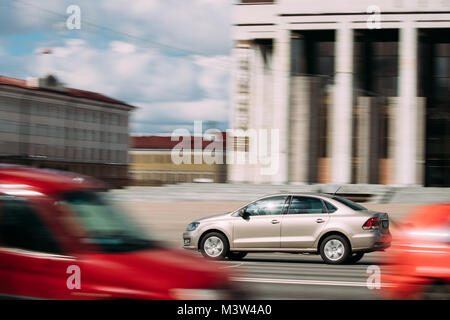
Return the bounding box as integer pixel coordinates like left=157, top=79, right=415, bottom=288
left=130, top=134, right=227, bottom=185
left=0, top=75, right=135, bottom=188
left=229, top=0, right=450, bottom=187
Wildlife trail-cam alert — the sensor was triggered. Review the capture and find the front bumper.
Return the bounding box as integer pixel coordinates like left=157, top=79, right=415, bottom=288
left=183, top=230, right=201, bottom=250
left=378, top=273, right=429, bottom=299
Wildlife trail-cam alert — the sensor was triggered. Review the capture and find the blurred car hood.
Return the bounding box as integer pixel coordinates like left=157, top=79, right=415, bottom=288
left=78, top=248, right=232, bottom=298
left=197, top=212, right=232, bottom=222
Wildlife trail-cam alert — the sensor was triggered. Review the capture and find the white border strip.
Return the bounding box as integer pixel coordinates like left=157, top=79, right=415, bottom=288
left=232, top=277, right=393, bottom=288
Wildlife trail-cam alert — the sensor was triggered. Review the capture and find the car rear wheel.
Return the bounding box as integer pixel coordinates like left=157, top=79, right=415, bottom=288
left=227, top=252, right=247, bottom=261
left=200, top=232, right=229, bottom=260
left=320, top=235, right=350, bottom=265
left=346, top=252, right=364, bottom=264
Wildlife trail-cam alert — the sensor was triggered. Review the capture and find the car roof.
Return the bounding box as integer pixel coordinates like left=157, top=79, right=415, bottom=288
left=0, top=165, right=106, bottom=196
left=258, top=193, right=336, bottom=199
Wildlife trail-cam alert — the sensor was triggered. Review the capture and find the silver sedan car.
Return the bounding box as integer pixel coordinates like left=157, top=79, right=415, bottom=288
left=183, top=193, right=391, bottom=264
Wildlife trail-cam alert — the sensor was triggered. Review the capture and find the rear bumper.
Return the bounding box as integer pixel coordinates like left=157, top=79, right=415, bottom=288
left=373, top=233, right=392, bottom=250
left=352, top=231, right=392, bottom=252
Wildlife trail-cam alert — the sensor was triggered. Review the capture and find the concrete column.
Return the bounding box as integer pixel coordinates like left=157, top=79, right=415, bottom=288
left=395, top=25, right=419, bottom=185
left=416, top=97, right=426, bottom=186
left=262, top=49, right=274, bottom=184
left=253, top=44, right=267, bottom=183
left=272, top=29, right=291, bottom=184
left=330, top=26, right=354, bottom=184
left=289, top=76, right=311, bottom=183
left=228, top=43, right=253, bottom=183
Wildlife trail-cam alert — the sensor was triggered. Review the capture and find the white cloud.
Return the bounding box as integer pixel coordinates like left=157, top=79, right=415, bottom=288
left=1, top=0, right=232, bottom=133
left=26, top=38, right=231, bottom=133
left=1, top=0, right=231, bottom=54
left=134, top=99, right=228, bottom=123
left=100, top=0, right=160, bottom=19
left=110, top=41, right=136, bottom=54
left=131, top=99, right=229, bottom=134
left=194, top=55, right=231, bottom=99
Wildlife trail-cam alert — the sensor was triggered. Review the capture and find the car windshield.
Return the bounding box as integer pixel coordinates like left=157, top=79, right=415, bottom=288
left=60, top=190, right=158, bottom=253
left=332, top=196, right=367, bottom=211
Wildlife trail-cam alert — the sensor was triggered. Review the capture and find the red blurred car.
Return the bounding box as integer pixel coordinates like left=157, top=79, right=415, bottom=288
left=0, top=165, right=243, bottom=299
left=380, top=203, right=450, bottom=299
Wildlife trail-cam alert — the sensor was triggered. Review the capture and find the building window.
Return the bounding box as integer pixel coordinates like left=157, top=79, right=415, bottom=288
left=233, top=136, right=249, bottom=152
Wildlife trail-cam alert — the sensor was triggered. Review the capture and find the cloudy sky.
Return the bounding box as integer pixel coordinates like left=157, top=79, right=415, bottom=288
left=0, top=0, right=232, bottom=134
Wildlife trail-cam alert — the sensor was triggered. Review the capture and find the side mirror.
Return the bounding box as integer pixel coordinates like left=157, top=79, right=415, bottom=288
left=239, top=208, right=249, bottom=219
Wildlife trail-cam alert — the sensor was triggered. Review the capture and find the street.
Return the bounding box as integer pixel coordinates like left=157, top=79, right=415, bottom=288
left=217, top=252, right=384, bottom=299
left=114, top=199, right=418, bottom=300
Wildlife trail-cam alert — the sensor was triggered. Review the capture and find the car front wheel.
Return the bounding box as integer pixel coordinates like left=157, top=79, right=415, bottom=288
left=200, top=232, right=229, bottom=260
left=320, top=235, right=350, bottom=264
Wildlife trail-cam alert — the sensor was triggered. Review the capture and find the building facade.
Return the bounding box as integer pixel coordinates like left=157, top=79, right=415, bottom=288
left=0, top=75, right=134, bottom=188
left=130, top=135, right=227, bottom=185
left=229, top=0, right=450, bottom=187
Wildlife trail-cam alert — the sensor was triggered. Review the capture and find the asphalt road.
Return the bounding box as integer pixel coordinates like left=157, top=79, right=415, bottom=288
left=188, top=251, right=386, bottom=299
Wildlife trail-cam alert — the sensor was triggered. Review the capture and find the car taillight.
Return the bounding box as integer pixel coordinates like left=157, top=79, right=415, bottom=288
left=363, top=217, right=380, bottom=230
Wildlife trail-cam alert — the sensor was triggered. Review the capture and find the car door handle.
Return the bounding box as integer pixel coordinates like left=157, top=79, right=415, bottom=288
left=271, top=219, right=280, bottom=224
left=316, top=218, right=325, bottom=223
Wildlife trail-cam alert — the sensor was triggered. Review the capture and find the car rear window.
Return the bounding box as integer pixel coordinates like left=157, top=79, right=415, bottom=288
left=332, top=196, right=367, bottom=211
left=288, top=197, right=326, bottom=214
left=324, top=201, right=337, bottom=213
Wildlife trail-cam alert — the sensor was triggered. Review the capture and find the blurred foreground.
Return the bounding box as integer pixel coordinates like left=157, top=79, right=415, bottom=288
left=0, top=166, right=448, bottom=300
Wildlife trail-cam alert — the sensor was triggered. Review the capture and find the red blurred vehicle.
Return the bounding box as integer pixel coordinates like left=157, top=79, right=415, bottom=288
left=380, top=203, right=450, bottom=299
left=0, top=165, right=243, bottom=299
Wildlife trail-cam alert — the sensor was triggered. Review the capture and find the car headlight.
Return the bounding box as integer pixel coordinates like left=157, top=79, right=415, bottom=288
left=170, top=288, right=230, bottom=300
left=186, top=222, right=200, bottom=231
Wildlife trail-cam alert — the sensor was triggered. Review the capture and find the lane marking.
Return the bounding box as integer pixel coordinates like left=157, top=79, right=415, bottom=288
left=231, top=264, right=368, bottom=271
left=231, top=277, right=393, bottom=288
left=219, top=262, right=244, bottom=269
left=219, top=263, right=373, bottom=274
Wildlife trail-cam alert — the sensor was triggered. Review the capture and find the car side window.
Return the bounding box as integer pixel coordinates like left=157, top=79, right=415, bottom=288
left=288, top=197, right=326, bottom=214
left=245, top=196, right=288, bottom=216
left=324, top=201, right=337, bottom=213
left=0, top=197, right=62, bottom=254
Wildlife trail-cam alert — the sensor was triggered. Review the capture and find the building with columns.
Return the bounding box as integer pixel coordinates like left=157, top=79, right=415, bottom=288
left=228, top=0, right=450, bottom=187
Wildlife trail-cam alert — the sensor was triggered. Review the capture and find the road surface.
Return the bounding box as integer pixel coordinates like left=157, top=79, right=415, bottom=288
left=190, top=251, right=385, bottom=299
